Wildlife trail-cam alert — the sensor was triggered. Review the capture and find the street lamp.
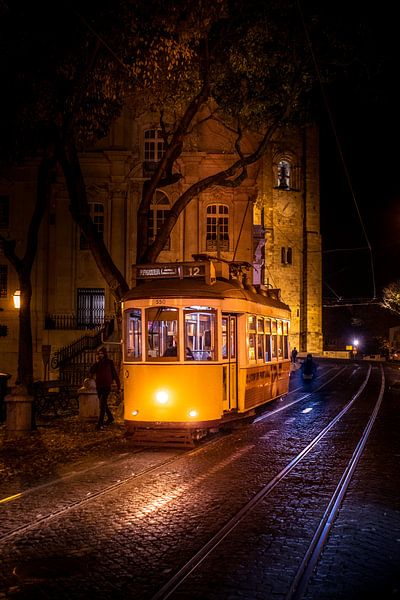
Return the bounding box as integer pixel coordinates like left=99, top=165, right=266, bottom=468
left=13, top=290, right=21, bottom=309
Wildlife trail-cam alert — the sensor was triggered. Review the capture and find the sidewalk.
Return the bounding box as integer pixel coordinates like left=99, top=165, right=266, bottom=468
left=0, top=408, right=129, bottom=490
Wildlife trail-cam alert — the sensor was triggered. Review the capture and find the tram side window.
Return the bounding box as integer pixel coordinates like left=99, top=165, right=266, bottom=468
left=257, top=317, right=264, bottom=360
left=124, top=309, right=142, bottom=361
left=271, top=319, right=278, bottom=360
left=184, top=308, right=216, bottom=360
left=147, top=307, right=178, bottom=360
left=265, top=319, right=271, bottom=362
left=248, top=314, right=256, bottom=361
left=283, top=321, right=289, bottom=359
left=277, top=320, right=283, bottom=358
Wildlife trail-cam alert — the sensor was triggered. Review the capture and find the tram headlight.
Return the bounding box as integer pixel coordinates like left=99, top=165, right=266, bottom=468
left=131, top=410, right=139, bottom=416
left=155, top=390, right=169, bottom=405
left=188, top=409, right=198, bottom=418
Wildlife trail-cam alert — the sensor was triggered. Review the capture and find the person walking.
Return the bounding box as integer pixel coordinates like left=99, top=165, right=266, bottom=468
left=301, top=353, right=317, bottom=380
left=291, top=347, right=298, bottom=364
left=90, top=346, right=121, bottom=430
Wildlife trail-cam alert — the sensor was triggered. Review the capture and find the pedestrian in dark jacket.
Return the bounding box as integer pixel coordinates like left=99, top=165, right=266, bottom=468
left=291, top=347, right=298, bottom=363
left=301, top=353, right=317, bottom=380
left=90, top=347, right=120, bottom=430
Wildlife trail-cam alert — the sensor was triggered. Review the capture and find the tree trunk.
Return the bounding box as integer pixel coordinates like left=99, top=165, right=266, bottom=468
left=16, top=278, right=33, bottom=386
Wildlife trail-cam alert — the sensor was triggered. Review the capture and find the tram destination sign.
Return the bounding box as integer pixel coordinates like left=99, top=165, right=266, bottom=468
left=133, top=262, right=216, bottom=284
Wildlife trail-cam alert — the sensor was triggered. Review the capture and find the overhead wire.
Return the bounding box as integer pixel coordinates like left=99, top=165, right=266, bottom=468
left=296, top=0, right=377, bottom=300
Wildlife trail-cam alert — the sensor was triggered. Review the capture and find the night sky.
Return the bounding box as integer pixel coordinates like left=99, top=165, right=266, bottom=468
left=319, top=6, right=400, bottom=302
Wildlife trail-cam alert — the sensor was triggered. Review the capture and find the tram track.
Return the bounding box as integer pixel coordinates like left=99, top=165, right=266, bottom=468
left=0, top=363, right=366, bottom=546
left=149, top=363, right=384, bottom=600
left=286, top=364, right=385, bottom=600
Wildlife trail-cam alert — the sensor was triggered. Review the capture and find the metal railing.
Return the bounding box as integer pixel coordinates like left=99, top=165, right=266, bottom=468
left=45, top=313, right=115, bottom=331
left=51, top=332, right=102, bottom=369
left=59, top=347, right=122, bottom=389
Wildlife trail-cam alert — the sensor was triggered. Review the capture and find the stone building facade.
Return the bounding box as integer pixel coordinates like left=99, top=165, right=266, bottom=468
left=0, top=108, right=322, bottom=382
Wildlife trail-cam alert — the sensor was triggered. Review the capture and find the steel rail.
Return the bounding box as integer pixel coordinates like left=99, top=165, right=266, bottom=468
left=149, top=365, right=372, bottom=600
left=285, top=364, right=385, bottom=600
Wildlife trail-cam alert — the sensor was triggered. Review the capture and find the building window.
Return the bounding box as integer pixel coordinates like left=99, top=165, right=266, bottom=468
left=206, top=204, right=229, bottom=252
left=0, top=195, right=10, bottom=228
left=77, top=288, right=105, bottom=329
left=148, top=191, right=170, bottom=250
left=281, top=247, right=293, bottom=265
left=275, top=156, right=301, bottom=191
left=0, top=265, right=7, bottom=297
left=143, top=129, right=165, bottom=177
left=277, top=160, right=291, bottom=189
left=80, top=202, right=104, bottom=250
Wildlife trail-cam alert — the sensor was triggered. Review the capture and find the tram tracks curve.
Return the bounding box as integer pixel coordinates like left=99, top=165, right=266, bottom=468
left=149, top=363, right=385, bottom=600
left=0, top=363, right=366, bottom=546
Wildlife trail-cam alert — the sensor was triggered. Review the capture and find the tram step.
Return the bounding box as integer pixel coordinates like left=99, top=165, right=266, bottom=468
left=132, top=428, right=195, bottom=448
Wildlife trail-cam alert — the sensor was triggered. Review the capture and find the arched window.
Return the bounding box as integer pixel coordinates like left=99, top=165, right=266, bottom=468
left=206, top=204, right=229, bottom=252
left=143, top=129, right=165, bottom=177
left=277, top=160, right=291, bottom=189
left=281, top=247, right=293, bottom=265
left=148, top=191, right=171, bottom=250
left=274, top=154, right=301, bottom=191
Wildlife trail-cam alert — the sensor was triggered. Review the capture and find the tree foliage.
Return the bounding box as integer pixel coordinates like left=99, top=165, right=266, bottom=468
left=381, top=281, right=400, bottom=317
left=0, top=0, right=372, bottom=385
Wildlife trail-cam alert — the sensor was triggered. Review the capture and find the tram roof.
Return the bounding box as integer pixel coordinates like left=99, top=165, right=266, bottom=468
left=123, top=278, right=290, bottom=313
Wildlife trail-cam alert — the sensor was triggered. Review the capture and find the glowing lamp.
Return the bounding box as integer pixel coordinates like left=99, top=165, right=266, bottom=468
left=13, top=290, right=21, bottom=309
left=155, top=390, right=169, bottom=404
left=188, top=410, right=198, bottom=418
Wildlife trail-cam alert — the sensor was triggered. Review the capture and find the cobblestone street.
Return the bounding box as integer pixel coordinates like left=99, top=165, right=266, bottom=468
left=0, top=363, right=399, bottom=600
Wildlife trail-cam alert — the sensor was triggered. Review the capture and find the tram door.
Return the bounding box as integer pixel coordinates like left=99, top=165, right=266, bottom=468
left=222, top=314, right=238, bottom=411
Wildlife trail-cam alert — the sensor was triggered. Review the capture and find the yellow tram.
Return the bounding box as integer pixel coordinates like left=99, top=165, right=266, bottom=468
left=122, top=259, right=291, bottom=444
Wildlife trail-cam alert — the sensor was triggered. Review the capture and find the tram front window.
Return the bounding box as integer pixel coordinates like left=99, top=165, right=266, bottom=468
left=124, top=309, right=142, bottom=360
left=184, top=308, right=216, bottom=361
left=146, top=307, right=178, bottom=360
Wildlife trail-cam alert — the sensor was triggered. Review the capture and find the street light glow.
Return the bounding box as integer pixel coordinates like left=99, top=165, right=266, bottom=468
left=13, top=290, right=21, bottom=309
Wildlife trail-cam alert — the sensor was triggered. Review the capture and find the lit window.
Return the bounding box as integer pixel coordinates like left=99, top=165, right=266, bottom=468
left=125, top=309, right=142, bottom=361
left=184, top=308, right=216, bottom=361
left=146, top=307, right=178, bottom=360
left=275, top=156, right=300, bottom=191
left=206, top=204, right=229, bottom=252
